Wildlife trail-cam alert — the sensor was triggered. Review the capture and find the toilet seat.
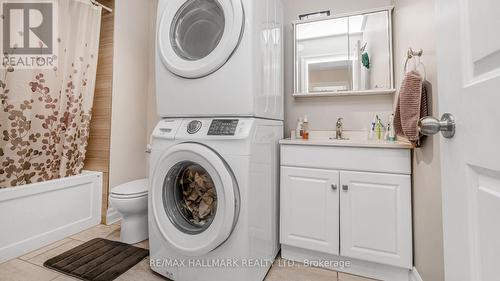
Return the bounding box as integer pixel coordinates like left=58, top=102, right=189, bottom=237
left=110, top=179, right=149, bottom=199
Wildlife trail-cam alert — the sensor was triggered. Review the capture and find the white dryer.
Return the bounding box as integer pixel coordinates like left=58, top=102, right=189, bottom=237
left=149, top=118, right=282, bottom=281
left=155, top=0, right=284, bottom=120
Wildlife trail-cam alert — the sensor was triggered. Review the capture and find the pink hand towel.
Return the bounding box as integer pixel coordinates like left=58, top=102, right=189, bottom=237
left=394, top=71, right=430, bottom=146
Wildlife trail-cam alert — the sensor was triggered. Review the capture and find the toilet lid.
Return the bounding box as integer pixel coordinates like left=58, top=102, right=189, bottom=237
left=111, top=179, right=149, bottom=197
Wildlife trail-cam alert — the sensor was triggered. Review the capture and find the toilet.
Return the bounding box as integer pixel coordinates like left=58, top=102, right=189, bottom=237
left=109, top=178, right=149, bottom=244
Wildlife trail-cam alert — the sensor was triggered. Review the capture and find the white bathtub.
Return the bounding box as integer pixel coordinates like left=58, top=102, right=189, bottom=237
left=0, top=171, right=103, bottom=263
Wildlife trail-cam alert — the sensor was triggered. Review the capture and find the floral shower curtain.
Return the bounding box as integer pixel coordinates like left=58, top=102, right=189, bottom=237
left=0, top=1, right=102, bottom=188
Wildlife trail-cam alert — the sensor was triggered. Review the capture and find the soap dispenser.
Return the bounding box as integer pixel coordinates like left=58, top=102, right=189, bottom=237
left=295, top=117, right=303, bottom=139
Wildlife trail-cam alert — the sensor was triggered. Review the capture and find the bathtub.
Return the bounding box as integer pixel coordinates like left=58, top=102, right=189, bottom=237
left=0, top=171, right=102, bottom=263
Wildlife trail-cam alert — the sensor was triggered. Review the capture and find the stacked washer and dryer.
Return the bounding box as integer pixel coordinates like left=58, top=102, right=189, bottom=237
left=149, top=0, right=284, bottom=281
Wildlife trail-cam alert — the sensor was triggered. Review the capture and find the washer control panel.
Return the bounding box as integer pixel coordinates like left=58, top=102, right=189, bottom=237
left=187, top=120, right=202, bottom=134
left=207, top=119, right=239, bottom=136
left=154, top=118, right=254, bottom=140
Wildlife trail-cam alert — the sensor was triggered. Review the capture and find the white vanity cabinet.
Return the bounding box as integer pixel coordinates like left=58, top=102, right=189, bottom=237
left=339, top=171, right=412, bottom=268
left=281, top=167, right=340, bottom=255
left=280, top=140, right=413, bottom=281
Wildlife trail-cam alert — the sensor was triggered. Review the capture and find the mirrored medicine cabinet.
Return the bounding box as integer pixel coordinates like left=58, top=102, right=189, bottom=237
left=293, top=7, right=395, bottom=97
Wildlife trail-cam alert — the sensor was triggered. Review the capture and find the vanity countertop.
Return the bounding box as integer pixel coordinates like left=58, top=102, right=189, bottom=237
left=280, top=131, right=413, bottom=149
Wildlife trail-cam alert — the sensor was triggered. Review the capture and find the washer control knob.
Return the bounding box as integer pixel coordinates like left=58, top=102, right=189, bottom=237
left=187, top=120, right=202, bottom=134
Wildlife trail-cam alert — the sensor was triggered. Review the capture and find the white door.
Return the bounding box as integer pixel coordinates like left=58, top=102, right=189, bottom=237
left=280, top=167, right=340, bottom=255
left=340, top=171, right=412, bottom=268
left=157, top=0, right=244, bottom=78
left=434, top=0, right=500, bottom=280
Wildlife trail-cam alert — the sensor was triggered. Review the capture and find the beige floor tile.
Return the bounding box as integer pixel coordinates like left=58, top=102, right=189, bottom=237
left=338, top=272, right=379, bottom=281
left=20, top=238, right=73, bottom=261
left=265, top=258, right=338, bottom=281
left=70, top=223, right=120, bottom=242
left=134, top=239, right=150, bottom=249
left=0, top=259, right=59, bottom=281
left=26, top=239, right=84, bottom=267
left=115, top=257, right=168, bottom=281
left=105, top=227, right=121, bottom=242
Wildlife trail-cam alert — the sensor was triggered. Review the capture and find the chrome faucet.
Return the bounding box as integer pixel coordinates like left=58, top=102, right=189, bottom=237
left=335, top=117, right=345, bottom=140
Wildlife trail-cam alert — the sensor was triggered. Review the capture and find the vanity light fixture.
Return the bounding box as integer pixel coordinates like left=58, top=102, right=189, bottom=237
left=299, top=10, right=331, bottom=20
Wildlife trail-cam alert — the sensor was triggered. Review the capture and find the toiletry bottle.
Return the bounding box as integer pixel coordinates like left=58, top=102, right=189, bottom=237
left=375, top=115, right=384, bottom=140
left=388, top=114, right=396, bottom=142
left=368, top=115, right=376, bottom=140
left=295, top=118, right=303, bottom=139
left=302, top=115, right=309, bottom=140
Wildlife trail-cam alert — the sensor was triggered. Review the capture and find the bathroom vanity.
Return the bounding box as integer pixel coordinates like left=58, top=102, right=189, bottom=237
left=279, top=131, right=413, bottom=281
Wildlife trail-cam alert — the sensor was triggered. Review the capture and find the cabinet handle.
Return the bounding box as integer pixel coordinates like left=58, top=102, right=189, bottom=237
left=342, top=185, right=349, bottom=191
left=331, top=184, right=337, bottom=190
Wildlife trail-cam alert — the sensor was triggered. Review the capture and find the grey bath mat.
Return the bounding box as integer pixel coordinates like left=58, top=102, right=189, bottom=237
left=43, top=238, right=149, bottom=281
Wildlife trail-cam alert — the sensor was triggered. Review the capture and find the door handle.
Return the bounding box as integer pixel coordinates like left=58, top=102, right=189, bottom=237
left=331, top=184, right=337, bottom=191
left=342, top=185, right=349, bottom=191
left=418, top=113, right=455, bottom=139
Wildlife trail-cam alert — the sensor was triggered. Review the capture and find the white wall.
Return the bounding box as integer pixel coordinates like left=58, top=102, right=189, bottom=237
left=147, top=0, right=160, bottom=152
left=109, top=0, right=155, bottom=189
left=392, top=0, right=445, bottom=280
left=283, top=0, right=393, bottom=136
left=146, top=0, right=160, bottom=177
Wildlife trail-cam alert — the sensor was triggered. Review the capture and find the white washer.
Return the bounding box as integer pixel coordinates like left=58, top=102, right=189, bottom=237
left=156, top=0, right=284, bottom=120
left=149, top=118, right=282, bottom=281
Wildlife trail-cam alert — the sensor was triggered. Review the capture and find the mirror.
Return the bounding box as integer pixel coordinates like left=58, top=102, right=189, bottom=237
left=294, top=9, right=393, bottom=95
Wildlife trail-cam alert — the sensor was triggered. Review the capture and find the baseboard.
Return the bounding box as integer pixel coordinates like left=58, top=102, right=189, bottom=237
left=106, top=207, right=122, bottom=225
left=410, top=267, right=424, bottom=281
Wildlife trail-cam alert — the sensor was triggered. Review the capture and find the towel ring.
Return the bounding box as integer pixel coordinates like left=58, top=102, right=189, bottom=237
left=404, top=48, right=426, bottom=79
left=404, top=48, right=423, bottom=71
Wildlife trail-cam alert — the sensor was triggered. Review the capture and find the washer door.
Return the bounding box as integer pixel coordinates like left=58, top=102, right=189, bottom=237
left=158, top=0, right=244, bottom=78
left=151, top=143, right=239, bottom=256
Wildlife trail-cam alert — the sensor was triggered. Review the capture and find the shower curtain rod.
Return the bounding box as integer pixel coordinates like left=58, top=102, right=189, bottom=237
left=90, top=0, right=113, bottom=13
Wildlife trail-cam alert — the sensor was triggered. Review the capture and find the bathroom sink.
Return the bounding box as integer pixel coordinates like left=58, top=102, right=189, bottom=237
left=281, top=130, right=413, bottom=149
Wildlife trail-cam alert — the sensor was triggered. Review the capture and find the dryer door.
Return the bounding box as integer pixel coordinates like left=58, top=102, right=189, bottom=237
left=158, top=0, right=244, bottom=78
left=151, top=143, right=240, bottom=256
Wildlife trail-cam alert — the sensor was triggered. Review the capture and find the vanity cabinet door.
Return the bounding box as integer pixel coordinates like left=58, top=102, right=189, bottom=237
left=280, top=167, right=340, bottom=255
left=340, top=171, right=412, bottom=268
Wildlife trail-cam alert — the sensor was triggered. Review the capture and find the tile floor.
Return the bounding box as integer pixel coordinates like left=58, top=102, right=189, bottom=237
left=0, top=223, right=376, bottom=281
